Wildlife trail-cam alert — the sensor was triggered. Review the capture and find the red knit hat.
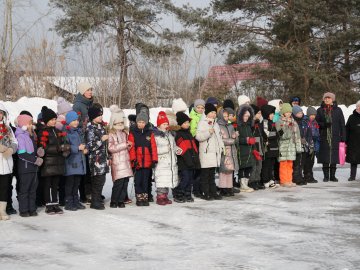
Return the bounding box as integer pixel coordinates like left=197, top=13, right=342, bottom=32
left=157, top=111, right=169, bottom=127
left=256, top=96, right=268, bottom=108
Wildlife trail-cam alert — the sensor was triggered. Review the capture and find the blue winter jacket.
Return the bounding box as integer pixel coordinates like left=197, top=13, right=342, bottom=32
left=64, top=127, right=87, bottom=176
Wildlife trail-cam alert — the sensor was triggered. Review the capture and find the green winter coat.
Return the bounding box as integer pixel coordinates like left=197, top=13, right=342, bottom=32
left=190, top=108, right=204, bottom=137
left=276, top=117, right=302, bottom=161
left=237, top=105, right=255, bottom=169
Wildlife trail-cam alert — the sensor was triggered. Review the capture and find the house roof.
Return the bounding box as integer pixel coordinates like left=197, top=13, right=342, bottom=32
left=202, top=62, right=270, bottom=91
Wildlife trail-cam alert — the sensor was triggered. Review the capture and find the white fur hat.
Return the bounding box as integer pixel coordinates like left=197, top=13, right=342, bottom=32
left=238, top=95, right=250, bottom=106
left=268, top=99, right=283, bottom=112
left=172, top=98, right=188, bottom=114
left=109, top=105, right=126, bottom=129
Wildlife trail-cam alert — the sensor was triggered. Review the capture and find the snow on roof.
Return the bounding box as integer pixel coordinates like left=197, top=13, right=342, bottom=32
left=202, top=62, right=270, bottom=90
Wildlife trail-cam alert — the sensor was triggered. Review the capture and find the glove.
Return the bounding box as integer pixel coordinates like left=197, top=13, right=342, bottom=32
left=37, top=147, right=45, bottom=157
left=34, top=157, right=44, bottom=166
left=60, top=144, right=71, bottom=152
left=0, top=144, right=7, bottom=153
left=151, top=161, right=158, bottom=169
left=247, top=137, right=256, bottom=145
left=253, top=150, right=262, bottom=161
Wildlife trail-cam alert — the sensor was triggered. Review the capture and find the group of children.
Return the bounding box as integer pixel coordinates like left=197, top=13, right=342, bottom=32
left=0, top=89, right=324, bottom=221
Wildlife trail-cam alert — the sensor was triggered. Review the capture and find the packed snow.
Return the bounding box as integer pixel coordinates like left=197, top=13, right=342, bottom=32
left=0, top=97, right=360, bottom=269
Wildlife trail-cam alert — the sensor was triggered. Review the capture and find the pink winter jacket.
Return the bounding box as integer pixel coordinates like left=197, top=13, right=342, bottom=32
left=108, top=130, right=133, bottom=181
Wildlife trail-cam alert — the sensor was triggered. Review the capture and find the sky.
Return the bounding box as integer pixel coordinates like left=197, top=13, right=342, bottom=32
left=1, top=0, right=224, bottom=78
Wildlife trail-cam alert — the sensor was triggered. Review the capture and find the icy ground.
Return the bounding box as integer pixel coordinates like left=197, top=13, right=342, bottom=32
left=1, top=168, right=359, bottom=270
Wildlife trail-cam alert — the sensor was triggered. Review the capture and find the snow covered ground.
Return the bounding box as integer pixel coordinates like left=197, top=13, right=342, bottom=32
left=1, top=168, right=360, bottom=270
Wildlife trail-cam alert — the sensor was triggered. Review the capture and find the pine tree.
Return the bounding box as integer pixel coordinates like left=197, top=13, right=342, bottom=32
left=50, top=0, right=187, bottom=107
left=167, top=0, right=360, bottom=104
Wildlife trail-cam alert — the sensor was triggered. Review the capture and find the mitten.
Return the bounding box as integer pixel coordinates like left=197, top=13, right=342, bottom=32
left=2, top=148, right=13, bottom=158
left=0, top=144, right=7, bottom=153
left=247, top=137, right=256, bottom=145
left=252, top=150, right=262, bottom=161
left=34, top=157, right=44, bottom=166
left=37, top=147, right=45, bottom=157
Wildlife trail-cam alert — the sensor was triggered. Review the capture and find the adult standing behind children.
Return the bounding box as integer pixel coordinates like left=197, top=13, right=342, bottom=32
left=316, top=92, right=346, bottom=182
left=345, top=100, right=360, bottom=181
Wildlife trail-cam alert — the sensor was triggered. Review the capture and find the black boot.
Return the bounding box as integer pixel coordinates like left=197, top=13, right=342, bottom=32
left=322, top=166, right=330, bottom=182
left=110, top=202, right=118, bottom=208
left=330, top=166, right=338, bottom=182
left=6, top=204, right=17, bottom=215
left=64, top=196, right=77, bottom=211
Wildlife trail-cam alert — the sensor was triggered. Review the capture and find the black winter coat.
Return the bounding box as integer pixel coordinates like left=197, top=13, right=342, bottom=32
left=175, top=129, right=201, bottom=171
left=38, top=127, right=66, bottom=177
left=346, top=110, right=360, bottom=164
left=262, top=119, right=281, bottom=159
left=316, top=102, right=346, bottom=164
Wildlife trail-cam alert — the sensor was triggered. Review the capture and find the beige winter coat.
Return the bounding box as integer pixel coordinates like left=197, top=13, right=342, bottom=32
left=196, top=117, right=224, bottom=168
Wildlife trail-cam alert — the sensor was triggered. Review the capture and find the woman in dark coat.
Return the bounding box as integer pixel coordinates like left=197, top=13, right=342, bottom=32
left=346, top=101, right=360, bottom=181
left=316, top=92, right=346, bottom=182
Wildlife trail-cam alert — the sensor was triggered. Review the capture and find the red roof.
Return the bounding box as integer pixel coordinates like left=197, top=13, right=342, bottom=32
left=202, top=62, right=270, bottom=90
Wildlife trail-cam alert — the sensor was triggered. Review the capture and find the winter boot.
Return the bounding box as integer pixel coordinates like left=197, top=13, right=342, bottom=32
left=6, top=204, right=17, bottom=215
left=65, top=196, right=77, bottom=211
left=248, top=181, right=259, bottom=190
left=228, top=188, right=235, bottom=196
left=110, top=202, right=118, bottom=208
left=185, top=193, right=194, bottom=202
left=90, top=200, right=105, bottom=210
left=0, top=202, right=10, bottom=221
left=174, top=192, right=186, bottom=203
left=118, top=202, right=125, bottom=208
left=53, top=204, right=64, bottom=214
left=45, top=204, right=56, bottom=215
left=330, top=166, right=338, bottom=182
left=164, top=193, right=172, bottom=204
left=143, top=193, right=150, bottom=206
left=136, top=194, right=143, bottom=207
left=73, top=195, right=86, bottom=210
left=156, top=194, right=167, bottom=206
left=240, top=178, right=254, bottom=193
left=322, top=166, right=330, bottom=182
left=19, top=212, right=30, bottom=217
left=232, top=187, right=240, bottom=193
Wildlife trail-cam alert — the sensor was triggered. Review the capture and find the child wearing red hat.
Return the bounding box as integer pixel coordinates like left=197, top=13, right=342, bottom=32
left=153, top=111, right=179, bottom=205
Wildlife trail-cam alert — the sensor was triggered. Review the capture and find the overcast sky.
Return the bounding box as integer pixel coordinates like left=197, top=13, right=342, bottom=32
left=1, top=0, right=224, bottom=77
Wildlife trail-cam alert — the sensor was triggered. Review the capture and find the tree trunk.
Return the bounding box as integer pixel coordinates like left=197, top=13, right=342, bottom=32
left=116, top=13, right=130, bottom=108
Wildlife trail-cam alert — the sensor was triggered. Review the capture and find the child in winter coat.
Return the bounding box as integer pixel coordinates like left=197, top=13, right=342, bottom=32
left=190, top=99, right=205, bottom=137
left=154, top=111, right=179, bottom=205
left=108, top=105, right=133, bottom=209
left=261, top=105, right=280, bottom=189
left=218, top=108, right=239, bottom=196
left=64, top=111, right=87, bottom=211
left=305, top=106, right=320, bottom=183
left=196, top=103, right=224, bottom=200
left=292, top=105, right=313, bottom=185
left=237, top=105, right=256, bottom=193
left=38, top=106, right=69, bottom=215
left=175, top=112, right=201, bottom=202
left=249, top=105, right=266, bottom=190
left=129, top=110, right=158, bottom=207
left=86, top=105, right=109, bottom=210
left=276, top=103, right=302, bottom=187
left=16, top=114, right=44, bottom=217
left=0, top=104, right=17, bottom=221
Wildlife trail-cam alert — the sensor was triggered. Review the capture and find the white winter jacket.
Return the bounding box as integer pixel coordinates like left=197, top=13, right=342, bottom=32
left=0, top=104, right=18, bottom=175
left=196, top=117, right=224, bottom=168
left=154, top=130, right=179, bottom=189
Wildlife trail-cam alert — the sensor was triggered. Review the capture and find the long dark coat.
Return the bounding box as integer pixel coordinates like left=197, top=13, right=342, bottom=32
left=346, top=110, right=360, bottom=164
left=316, top=101, right=346, bottom=164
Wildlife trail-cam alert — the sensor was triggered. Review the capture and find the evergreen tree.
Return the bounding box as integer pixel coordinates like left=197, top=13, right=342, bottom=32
left=167, top=0, right=360, bottom=104
left=50, top=0, right=187, bottom=107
